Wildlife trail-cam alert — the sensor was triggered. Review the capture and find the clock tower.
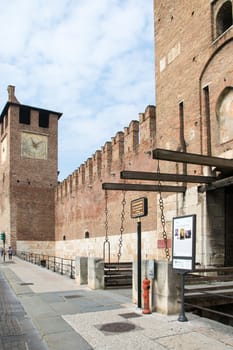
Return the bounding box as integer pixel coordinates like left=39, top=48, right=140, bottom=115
left=0, top=86, right=62, bottom=250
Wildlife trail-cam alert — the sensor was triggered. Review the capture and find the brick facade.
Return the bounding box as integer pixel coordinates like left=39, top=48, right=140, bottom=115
left=154, top=0, right=233, bottom=266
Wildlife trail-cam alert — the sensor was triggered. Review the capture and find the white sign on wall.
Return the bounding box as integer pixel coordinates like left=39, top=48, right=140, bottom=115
left=172, top=214, right=196, bottom=271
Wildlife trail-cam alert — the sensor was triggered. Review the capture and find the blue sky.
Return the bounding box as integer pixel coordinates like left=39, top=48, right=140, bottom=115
left=0, top=0, right=155, bottom=180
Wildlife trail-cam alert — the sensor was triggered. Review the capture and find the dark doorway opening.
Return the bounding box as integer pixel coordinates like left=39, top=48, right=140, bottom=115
left=225, top=185, right=233, bottom=266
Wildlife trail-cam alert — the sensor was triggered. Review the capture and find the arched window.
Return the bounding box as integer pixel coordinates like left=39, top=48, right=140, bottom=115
left=216, top=87, right=233, bottom=144
left=216, top=1, right=232, bottom=37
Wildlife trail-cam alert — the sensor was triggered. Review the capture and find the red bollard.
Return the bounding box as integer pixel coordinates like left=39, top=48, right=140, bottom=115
left=142, top=278, right=151, bottom=314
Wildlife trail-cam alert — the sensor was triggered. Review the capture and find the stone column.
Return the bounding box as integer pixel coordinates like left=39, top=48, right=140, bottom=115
left=154, top=260, right=180, bottom=314
left=88, top=257, right=104, bottom=289
left=75, top=256, right=88, bottom=285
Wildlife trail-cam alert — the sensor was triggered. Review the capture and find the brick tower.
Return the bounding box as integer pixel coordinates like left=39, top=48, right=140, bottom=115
left=154, top=1, right=233, bottom=266
left=0, top=86, right=62, bottom=250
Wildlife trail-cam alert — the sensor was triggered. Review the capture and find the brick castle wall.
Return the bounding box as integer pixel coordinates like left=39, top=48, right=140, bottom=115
left=53, top=106, right=163, bottom=261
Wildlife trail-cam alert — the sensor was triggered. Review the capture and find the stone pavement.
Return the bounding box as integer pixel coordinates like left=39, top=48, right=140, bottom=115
left=0, top=257, right=232, bottom=350
left=0, top=269, right=48, bottom=350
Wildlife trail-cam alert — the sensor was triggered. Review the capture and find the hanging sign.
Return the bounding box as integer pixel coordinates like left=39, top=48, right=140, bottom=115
left=131, top=197, right=148, bottom=218
left=0, top=232, right=5, bottom=242
left=172, top=214, right=196, bottom=271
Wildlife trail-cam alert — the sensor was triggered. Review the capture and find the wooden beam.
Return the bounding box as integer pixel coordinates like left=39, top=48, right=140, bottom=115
left=102, top=183, right=186, bottom=192
left=198, top=175, right=233, bottom=192
left=120, top=170, right=216, bottom=184
left=152, top=148, right=233, bottom=170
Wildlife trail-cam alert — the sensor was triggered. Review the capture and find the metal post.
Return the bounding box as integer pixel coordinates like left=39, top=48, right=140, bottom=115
left=61, top=258, right=63, bottom=275
left=70, top=260, right=73, bottom=278
left=137, top=219, right=142, bottom=308
left=3, top=239, right=5, bottom=263
left=178, top=272, right=188, bottom=322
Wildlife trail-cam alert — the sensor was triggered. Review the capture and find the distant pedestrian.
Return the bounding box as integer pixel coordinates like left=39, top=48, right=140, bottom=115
left=8, top=246, right=13, bottom=260
left=0, top=247, right=4, bottom=257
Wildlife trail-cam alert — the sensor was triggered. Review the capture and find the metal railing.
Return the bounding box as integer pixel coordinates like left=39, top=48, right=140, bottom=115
left=16, top=251, right=75, bottom=279
left=184, top=266, right=233, bottom=324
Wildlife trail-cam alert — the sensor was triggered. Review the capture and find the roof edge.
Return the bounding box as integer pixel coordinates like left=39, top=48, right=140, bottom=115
left=0, top=102, right=63, bottom=123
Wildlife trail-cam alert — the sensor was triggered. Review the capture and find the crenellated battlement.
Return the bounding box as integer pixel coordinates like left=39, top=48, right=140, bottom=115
left=111, top=131, right=124, bottom=170
left=55, top=105, right=156, bottom=201
left=92, top=150, right=102, bottom=182
left=124, top=120, right=139, bottom=154
left=71, top=170, right=79, bottom=190
left=101, top=141, right=112, bottom=177
left=139, top=105, right=156, bottom=150
left=79, top=164, right=85, bottom=186
left=85, top=158, right=93, bottom=185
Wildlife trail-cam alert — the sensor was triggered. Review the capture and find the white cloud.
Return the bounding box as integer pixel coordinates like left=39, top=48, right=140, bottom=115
left=0, top=0, right=155, bottom=180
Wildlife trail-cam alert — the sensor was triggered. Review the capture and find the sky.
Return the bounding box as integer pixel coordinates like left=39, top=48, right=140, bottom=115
left=0, top=0, right=155, bottom=181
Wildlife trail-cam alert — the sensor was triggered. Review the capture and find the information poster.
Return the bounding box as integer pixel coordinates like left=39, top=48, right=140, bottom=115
left=172, top=214, right=196, bottom=271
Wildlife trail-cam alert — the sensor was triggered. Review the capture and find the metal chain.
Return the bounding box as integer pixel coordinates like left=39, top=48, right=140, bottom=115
left=104, top=190, right=109, bottom=243
left=117, top=191, right=126, bottom=263
left=157, top=160, right=170, bottom=260
left=103, top=190, right=110, bottom=263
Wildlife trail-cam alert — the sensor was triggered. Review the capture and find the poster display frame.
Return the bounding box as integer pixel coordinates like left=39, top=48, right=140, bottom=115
left=172, top=214, right=196, bottom=271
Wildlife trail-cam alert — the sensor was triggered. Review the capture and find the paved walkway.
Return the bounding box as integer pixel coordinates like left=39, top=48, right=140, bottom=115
left=0, top=257, right=232, bottom=349
left=0, top=269, right=48, bottom=350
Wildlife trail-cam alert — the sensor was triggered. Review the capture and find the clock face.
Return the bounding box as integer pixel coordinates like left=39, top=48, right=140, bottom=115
left=21, top=132, right=48, bottom=160
left=1, top=136, right=7, bottom=163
